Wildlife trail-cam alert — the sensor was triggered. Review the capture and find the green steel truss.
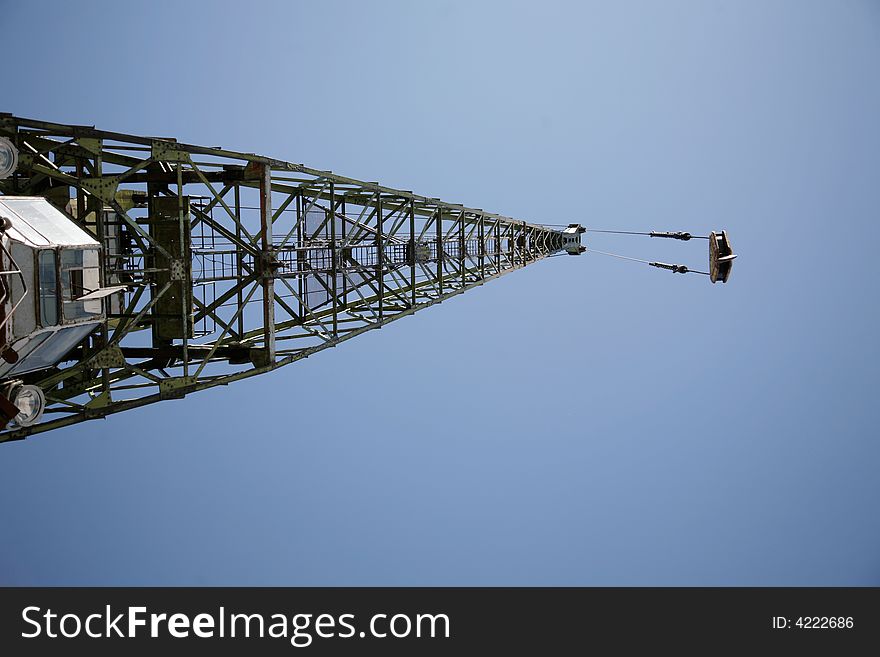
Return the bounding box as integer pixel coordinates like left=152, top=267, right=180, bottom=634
left=0, top=114, right=575, bottom=442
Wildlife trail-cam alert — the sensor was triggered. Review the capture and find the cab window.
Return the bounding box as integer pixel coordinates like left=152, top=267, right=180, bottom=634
left=61, top=249, right=101, bottom=321
left=38, top=249, right=58, bottom=327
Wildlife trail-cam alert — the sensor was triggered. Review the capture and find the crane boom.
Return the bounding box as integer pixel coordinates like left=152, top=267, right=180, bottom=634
left=0, top=114, right=582, bottom=442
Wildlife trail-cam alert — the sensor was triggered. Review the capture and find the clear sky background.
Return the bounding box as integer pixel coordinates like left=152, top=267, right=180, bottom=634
left=0, top=0, right=877, bottom=585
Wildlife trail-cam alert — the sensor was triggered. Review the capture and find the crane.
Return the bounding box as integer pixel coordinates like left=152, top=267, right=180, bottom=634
left=0, top=115, right=734, bottom=442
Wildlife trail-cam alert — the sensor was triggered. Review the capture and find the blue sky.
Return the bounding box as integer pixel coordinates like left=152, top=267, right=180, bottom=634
left=0, top=0, right=878, bottom=585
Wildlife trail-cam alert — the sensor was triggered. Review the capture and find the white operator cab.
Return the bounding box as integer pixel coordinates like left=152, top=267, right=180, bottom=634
left=0, top=196, right=121, bottom=427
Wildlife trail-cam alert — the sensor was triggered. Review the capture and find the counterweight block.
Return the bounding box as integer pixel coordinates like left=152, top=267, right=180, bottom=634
left=150, top=196, right=193, bottom=341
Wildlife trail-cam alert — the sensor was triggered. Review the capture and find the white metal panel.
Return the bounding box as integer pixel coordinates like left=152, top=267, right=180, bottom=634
left=0, top=196, right=99, bottom=248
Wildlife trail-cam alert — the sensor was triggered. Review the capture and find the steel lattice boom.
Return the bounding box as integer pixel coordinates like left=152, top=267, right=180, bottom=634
left=0, top=114, right=583, bottom=442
